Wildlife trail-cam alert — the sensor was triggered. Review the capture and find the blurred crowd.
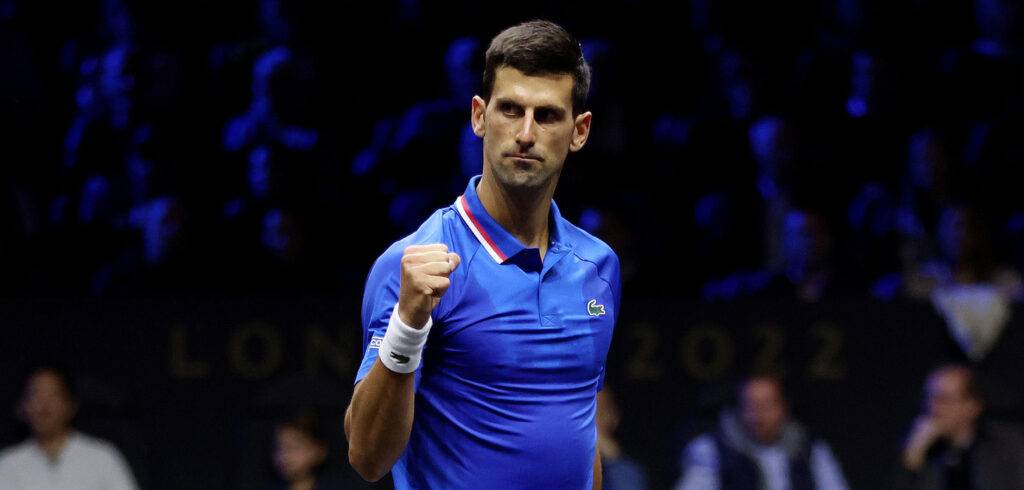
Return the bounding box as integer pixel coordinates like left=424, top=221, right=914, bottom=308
left=6, top=365, right=1023, bottom=489
left=4, top=0, right=1024, bottom=307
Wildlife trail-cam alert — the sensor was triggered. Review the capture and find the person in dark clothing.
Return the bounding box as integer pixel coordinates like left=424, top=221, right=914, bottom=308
left=269, top=411, right=339, bottom=490
left=893, top=365, right=1024, bottom=490
left=675, top=376, right=848, bottom=490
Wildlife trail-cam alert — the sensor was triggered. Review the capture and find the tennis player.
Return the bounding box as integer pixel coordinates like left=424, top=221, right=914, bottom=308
left=346, top=20, right=620, bottom=489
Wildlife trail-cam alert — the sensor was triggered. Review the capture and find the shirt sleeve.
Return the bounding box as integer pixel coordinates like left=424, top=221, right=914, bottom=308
left=810, top=440, right=849, bottom=490
left=355, top=214, right=448, bottom=385
left=355, top=245, right=404, bottom=384
left=597, top=250, right=621, bottom=392
left=674, top=435, right=720, bottom=490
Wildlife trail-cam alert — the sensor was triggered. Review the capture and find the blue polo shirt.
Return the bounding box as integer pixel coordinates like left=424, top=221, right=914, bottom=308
left=356, top=176, right=620, bottom=489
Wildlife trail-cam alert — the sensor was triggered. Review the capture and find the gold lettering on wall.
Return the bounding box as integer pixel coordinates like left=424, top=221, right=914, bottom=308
left=809, top=322, right=847, bottom=380
left=304, top=325, right=353, bottom=377
left=752, top=323, right=786, bottom=376
left=680, top=324, right=733, bottom=380
left=170, top=325, right=210, bottom=379
left=228, top=321, right=283, bottom=379
left=625, top=323, right=664, bottom=381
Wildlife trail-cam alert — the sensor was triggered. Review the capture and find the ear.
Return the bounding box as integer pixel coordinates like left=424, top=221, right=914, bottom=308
left=569, top=111, right=592, bottom=153
left=471, top=96, right=487, bottom=138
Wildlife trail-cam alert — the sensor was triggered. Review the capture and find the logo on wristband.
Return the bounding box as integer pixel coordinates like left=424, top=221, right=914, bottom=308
left=389, top=352, right=411, bottom=364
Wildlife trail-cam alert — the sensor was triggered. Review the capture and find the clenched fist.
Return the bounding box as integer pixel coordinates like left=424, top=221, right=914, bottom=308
left=397, top=244, right=461, bottom=328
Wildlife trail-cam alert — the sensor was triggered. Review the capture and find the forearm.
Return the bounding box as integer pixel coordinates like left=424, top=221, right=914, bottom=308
left=346, top=358, right=416, bottom=482
left=593, top=449, right=602, bottom=490
left=901, top=437, right=934, bottom=471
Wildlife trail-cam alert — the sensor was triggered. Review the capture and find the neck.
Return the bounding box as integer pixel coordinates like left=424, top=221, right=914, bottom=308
left=36, top=429, right=72, bottom=461
left=477, top=174, right=555, bottom=258
left=288, top=475, right=316, bottom=490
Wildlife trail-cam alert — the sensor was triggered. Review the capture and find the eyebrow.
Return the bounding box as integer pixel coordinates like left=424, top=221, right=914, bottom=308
left=493, top=97, right=568, bottom=117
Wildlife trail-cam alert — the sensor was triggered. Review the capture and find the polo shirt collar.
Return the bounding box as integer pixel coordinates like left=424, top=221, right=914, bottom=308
left=455, top=175, right=567, bottom=264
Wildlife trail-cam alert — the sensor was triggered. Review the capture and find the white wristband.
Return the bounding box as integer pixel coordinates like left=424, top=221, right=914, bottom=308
left=378, top=305, right=432, bottom=373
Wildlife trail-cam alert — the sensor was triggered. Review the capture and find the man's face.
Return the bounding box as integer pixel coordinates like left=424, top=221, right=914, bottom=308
left=273, top=427, right=325, bottom=481
left=472, top=66, right=590, bottom=192
left=19, top=371, right=76, bottom=439
left=925, top=370, right=981, bottom=437
left=740, top=378, right=787, bottom=445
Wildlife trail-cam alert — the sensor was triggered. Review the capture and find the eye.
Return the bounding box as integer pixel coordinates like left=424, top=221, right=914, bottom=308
left=499, top=102, right=521, bottom=116
left=535, top=108, right=562, bottom=124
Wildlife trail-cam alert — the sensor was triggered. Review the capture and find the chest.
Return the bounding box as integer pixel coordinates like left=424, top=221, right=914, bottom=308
left=427, top=254, right=615, bottom=384
left=14, top=449, right=105, bottom=490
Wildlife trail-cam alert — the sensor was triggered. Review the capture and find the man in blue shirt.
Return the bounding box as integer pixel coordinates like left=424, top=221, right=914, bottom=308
left=345, top=20, right=620, bottom=489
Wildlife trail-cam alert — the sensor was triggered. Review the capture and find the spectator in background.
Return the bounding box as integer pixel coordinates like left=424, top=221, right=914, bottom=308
left=895, top=129, right=955, bottom=270
left=223, top=46, right=319, bottom=154
left=270, top=410, right=339, bottom=490
left=0, top=365, right=137, bottom=489
left=350, top=36, right=483, bottom=232
left=705, top=208, right=854, bottom=302
left=90, top=195, right=205, bottom=294
left=597, top=387, right=648, bottom=490
left=674, top=376, right=848, bottom=490
left=905, top=204, right=1022, bottom=360
left=893, top=365, right=1024, bottom=489
left=749, top=115, right=800, bottom=271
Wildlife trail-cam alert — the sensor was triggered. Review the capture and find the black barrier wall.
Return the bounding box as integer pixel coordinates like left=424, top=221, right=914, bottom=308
left=1, top=298, right=1022, bottom=489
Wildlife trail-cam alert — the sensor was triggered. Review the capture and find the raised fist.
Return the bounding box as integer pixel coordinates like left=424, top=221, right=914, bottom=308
left=397, top=244, right=461, bottom=328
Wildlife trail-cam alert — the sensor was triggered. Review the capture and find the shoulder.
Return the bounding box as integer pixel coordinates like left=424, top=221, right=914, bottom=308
left=376, top=208, right=454, bottom=261
left=70, top=433, right=127, bottom=463
left=0, top=440, right=33, bottom=465
left=367, top=207, right=464, bottom=276
left=559, top=218, right=619, bottom=274
left=981, top=420, right=1024, bottom=450
left=683, top=433, right=720, bottom=467
left=809, top=438, right=839, bottom=459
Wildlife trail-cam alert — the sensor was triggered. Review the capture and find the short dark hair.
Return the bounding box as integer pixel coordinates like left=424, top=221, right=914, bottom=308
left=481, top=20, right=591, bottom=115
left=278, top=409, right=325, bottom=446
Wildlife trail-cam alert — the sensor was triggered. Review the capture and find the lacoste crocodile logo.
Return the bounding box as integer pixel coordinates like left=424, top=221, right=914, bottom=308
left=587, top=299, right=606, bottom=317
left=389, top=352, right=410, bottom=364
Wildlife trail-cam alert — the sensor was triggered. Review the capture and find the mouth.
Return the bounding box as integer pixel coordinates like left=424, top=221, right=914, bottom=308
left=506, top=153, right=542, bottom=163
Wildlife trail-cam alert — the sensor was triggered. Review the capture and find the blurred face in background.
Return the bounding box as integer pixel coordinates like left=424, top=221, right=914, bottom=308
left=925, top=368, right=982, bottom=439
left=19, top=370, right=77, bottom=440
left=273, top=426, right=326, bottom=482
left=740, top=378, right=787, bottom=445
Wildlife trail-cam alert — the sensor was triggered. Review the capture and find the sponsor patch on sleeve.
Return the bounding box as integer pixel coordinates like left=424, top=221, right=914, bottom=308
left=369, top=336, right=384, bottom=349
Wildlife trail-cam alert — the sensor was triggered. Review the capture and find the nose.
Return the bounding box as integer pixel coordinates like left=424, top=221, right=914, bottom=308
left=515, top=110, right=536, bottom=148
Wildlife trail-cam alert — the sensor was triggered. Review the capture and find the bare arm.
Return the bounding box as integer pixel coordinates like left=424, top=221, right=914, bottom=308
left=593, top=446, right=602, bottom=490
left=902, top=416, right=940, bottom=471
left=345, top=360, right=416, bottom=482
left=345, top=244, right=460, bottom=482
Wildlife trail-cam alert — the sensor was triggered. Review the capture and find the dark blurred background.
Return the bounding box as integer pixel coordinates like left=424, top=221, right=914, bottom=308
left=2, top=0, right=1024, bottom=488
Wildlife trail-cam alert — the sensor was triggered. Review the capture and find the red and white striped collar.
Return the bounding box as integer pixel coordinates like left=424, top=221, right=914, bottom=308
left=453, top=176, right=566, bottom=264
left=455, top=194, right=509, bottom=263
